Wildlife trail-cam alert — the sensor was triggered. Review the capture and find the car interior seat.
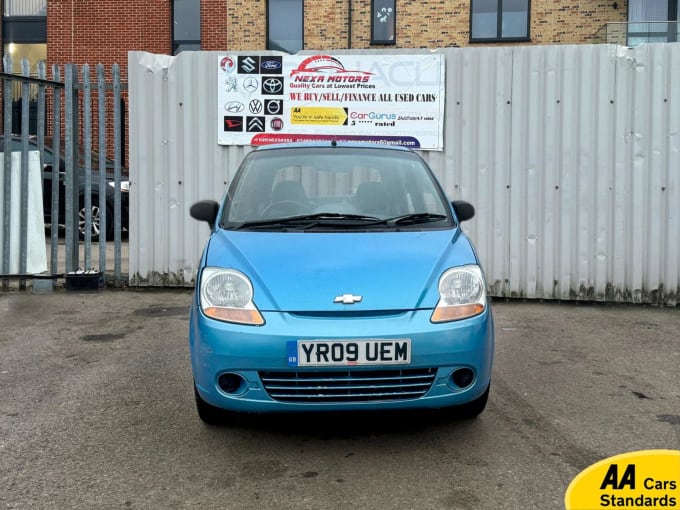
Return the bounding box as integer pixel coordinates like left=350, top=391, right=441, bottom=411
left=354, top=181, right=391, bottom=217
left=270, top=180, right=308, bottom=204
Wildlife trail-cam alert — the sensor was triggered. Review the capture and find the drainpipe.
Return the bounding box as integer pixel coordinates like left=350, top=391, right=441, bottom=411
left=348, top=0, right=352, bottom=48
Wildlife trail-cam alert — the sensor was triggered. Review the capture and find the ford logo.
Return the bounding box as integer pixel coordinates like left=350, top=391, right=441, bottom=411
left=261, top=60, right=282, bottom=71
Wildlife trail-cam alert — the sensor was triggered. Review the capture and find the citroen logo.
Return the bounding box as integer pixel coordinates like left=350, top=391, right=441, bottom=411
left=334, top=294, right=363, bottom=304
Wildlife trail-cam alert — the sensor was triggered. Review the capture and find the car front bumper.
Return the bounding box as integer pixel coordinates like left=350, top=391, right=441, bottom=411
left=189, top=297, right=494, bottom=413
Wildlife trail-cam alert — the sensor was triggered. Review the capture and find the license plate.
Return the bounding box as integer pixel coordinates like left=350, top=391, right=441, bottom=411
left=287, top=339, right=411, bottom=367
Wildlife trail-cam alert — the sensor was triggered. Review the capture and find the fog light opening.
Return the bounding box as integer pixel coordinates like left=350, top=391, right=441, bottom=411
left=451, top=368, right=475, bottom=389
left=218, top=373, right=245, bottom=394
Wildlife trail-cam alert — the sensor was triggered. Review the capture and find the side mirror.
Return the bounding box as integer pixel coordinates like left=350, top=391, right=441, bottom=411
left=190, top=200, right=220, bottom=230
left=452, top=200, right=475, bottom=222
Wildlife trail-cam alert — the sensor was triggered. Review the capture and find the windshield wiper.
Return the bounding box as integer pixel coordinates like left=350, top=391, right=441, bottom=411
left=386, top=213, right=448, bottom=226
left=232, top=213, right=383, bottom=230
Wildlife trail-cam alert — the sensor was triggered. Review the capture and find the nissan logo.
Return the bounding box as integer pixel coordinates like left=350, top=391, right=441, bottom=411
left=243, top=77, right=259, bottom=93
left=262, top=78, right=283, bottom=94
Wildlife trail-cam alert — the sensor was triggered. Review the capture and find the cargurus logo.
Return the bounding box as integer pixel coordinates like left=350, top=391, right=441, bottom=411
left=350, top=112, right=397, bottom=120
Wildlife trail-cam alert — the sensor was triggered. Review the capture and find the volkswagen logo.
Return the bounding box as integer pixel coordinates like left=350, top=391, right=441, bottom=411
left=249, top=99, right=263, bottom=114
left=262, top=77, right=283, bottom=94
left=224, top=101, right=245, bottom=113
left=243, top=77, right=259, bottom=93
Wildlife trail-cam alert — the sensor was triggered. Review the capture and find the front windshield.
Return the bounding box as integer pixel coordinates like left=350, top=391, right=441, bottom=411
left=222, top=146, right=451, bottom=229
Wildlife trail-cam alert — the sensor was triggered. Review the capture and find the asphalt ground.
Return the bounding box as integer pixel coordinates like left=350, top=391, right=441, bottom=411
left=0, top=290, right=678, bottom=509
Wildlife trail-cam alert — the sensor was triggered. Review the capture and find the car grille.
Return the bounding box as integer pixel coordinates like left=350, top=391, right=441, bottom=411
left=259, top=368, right=436, bottom=403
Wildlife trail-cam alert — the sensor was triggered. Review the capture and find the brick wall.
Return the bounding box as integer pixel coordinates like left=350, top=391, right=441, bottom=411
left=217, top=0, right=628, bottom=51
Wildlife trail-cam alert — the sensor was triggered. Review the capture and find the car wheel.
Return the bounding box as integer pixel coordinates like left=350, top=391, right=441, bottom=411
left=79, top=196, right=113, bottom=241
left=448, top=383, right=490, bottom=420
left=194, top=385, right=226, bottom=425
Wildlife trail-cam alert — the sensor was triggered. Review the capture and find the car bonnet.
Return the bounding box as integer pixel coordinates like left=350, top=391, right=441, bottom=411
left=203, top=229, right=477, bottom=313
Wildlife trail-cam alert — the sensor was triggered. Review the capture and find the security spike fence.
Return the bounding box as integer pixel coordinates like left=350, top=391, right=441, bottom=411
left=0, top=56, right=128, bottom=292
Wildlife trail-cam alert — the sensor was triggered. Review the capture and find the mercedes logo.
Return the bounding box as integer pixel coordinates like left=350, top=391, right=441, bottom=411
left=243, top=77, right=259, bottom=93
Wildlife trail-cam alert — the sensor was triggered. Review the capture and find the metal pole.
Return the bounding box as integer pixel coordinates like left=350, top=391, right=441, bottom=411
left=50, top=65, right=61, bottom=275
left=64, top=64, right=79, bottom=273
left=113, top=64, right=122, bottom=287
left=1, top=55, right=13, bottom=289
left=19, top=58, right=30, bottom=289
left=83, top=64, right=92, bottom=269
left=97, top=64, right=107, bottom=275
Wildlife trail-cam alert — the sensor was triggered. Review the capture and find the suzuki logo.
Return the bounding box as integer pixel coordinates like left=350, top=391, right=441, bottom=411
left=334, top=294, right=363, bottom=305
left=241, top=57, right=256, bottom=73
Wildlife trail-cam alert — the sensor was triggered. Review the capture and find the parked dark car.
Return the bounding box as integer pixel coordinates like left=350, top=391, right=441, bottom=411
left=0, top=135, right=129, bottom=240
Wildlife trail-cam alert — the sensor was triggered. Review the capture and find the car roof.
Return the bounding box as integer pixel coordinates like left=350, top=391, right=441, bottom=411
left=252, top=141, right=412, bottom=152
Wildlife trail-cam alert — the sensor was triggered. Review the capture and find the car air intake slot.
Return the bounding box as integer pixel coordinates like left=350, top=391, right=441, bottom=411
left=259, top=368, right=436, bottom=403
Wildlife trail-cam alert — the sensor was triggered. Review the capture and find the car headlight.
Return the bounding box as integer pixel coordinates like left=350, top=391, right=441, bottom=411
left=199, top=267, right=264, bottom=326
left=430, top=265, right=486, bottom=323
left=107, top=181, right=131, bottom=192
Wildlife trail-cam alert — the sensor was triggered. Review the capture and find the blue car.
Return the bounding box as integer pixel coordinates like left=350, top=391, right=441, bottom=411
left=189, top=142, right=494, bottom=424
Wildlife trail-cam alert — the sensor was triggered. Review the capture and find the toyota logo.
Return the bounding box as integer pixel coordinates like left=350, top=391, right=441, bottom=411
left=243, top=77, right=259, bottom=93
left=262, top=78, right=283, bottom=94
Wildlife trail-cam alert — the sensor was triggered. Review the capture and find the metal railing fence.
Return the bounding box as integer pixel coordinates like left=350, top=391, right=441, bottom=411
left=0, top=56, right=127, bottom=291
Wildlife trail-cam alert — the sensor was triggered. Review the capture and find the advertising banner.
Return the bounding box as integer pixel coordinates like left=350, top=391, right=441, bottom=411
left=217, top=53, right=445, bottom=150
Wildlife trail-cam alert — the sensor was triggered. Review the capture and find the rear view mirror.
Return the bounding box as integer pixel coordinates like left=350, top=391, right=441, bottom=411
left=190, top=200, right=220, bottom=230
left=452, top=200, right=475, bottom=222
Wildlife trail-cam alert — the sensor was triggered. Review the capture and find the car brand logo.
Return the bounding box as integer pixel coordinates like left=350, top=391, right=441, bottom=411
left=238, top=57, right=260, bottom=74
left=249, top=99, right=263, bottom=114
left=224, top=78, right=238, bottom=92
left=220, top=56, right=236, bottom=73
left=334, top=294, right=363, bottom=304
left=247, top=117, right=265, bottom=132
left=224, top=101, right=245, bottom=113
left=243, top=77, right=259, bottom=93
left=270, top=118, right=284, bottom=131
left=223, top=116, right=243, bottom=131
left=265, top=99, right=283, bottom=115
left=260, top=58, right=282, bottom=74
left=262, top=77, right=283, bottom=95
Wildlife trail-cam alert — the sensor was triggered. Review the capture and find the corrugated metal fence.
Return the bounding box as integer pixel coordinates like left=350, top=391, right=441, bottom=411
left=128, top=45, right=680, bottom=305
left=0, top=57, right=128, bottom=290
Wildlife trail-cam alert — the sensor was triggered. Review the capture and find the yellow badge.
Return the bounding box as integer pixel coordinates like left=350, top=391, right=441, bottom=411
left=565, top=450, right=680, bottom=510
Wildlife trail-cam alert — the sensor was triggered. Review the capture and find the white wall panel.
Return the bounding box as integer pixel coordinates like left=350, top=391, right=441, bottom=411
left=128, top=45, right=680, bottom=305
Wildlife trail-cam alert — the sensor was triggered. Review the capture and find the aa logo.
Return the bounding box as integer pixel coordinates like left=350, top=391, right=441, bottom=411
left=565, top=450, right=680, bottom=509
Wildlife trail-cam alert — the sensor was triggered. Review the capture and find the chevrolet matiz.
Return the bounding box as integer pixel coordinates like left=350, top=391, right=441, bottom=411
left=189, top=142, right=494, bottom=424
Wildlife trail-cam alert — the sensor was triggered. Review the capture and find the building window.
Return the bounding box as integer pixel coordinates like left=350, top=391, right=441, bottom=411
left=470, top=0, right=530, bottom=42
left=267, top=0, right=303, bottom=54
left=372, top=0, right=396, bottom=45
left=3, top=0, right=46, bottom=16
left=627, top=0, right=678, bottom=45
left=173, top=0, right=201, bottom=55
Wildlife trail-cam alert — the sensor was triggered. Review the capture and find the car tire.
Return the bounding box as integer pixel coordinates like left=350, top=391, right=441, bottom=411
left=194, top=385, right=226, bottom=425
left=448, top=383, right=490, bottom=420
left=79, top=196, right=114, bottom=241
